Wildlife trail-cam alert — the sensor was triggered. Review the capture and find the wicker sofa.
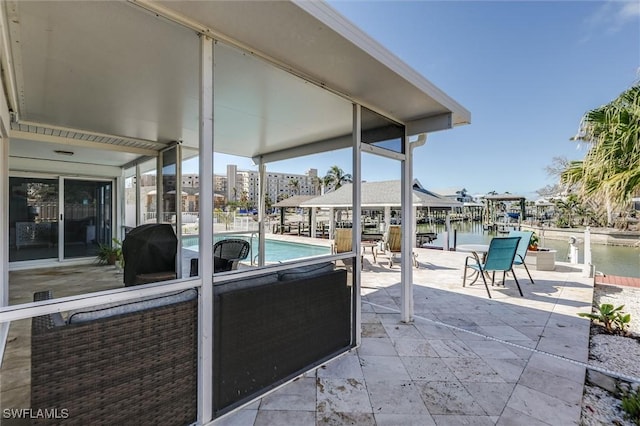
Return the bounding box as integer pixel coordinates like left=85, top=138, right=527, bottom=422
left=31, top=288, right=198, bottom=425
left=213, top=262, right=352, bottom=415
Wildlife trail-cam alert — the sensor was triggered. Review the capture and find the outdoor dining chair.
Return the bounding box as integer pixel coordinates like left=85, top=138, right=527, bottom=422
left=189, top=238, right=251, bottom=275
left=462, top=236, right=523, bottom=298
left=332, top=228, right=363, bottom=270
left=213, top=238, right=250, bottom=272
left=384, top=225, right=418, bottom=268
left=332, top=228, right=353, bottom=254
left=508, top=230, right=535, bottom=284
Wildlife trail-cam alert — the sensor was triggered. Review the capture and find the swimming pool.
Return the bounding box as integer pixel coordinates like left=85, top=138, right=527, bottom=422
left=183, top=235, right=331, bottom=263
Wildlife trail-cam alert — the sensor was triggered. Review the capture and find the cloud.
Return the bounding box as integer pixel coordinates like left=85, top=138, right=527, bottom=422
left=618, top=1, right=640, bottom=20
left=585, top=1, right=640, bottom=34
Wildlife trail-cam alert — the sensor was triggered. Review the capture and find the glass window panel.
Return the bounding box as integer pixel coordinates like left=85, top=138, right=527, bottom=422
left=361, top=107, right=405, bottom=154
left=63, top=179, right=112, bottom=260
left=124, top=167, right=137, bottom=230
left=182, top=148, right=200, bottom=277
left=9, top=177, right=59, bottom=262
left=161, top=148, right=178, bottom=225
left=139, top=159, right=158, bottom=224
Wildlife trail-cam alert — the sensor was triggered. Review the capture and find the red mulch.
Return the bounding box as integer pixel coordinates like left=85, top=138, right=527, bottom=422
left=595, top=274, right=640, bottom=288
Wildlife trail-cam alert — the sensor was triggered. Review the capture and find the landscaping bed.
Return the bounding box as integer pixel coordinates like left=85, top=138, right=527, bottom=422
left=580, top=284, right=640, bottom=425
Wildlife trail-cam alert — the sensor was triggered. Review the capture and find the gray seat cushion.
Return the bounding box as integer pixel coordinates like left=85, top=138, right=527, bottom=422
left=215, top=273, right=279, bottom=294
left=67, top=288, right=197, bottom=324
left=277, top=262, right=335, bottom=281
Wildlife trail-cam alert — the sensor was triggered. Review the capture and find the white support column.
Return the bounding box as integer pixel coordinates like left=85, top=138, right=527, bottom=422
left=0, top=50, right=12, bottom=360
left=258, top=161, right=266, bottom=267
left=383, top=206, right=391, bottom=234
left=413, top=206, right=418, bottom=248
left=353, top=104, right=362, bottom=345
left=400, top=132, right=413, bottom=323
left=583, top=226, right=593, bottom=277
left=0, top=134, right=8, bottom=362
left=175, top=143, right=183, bottom=278
left=310, top=208, right=317, bottom=238
left=197, top=35, right=214, bottom=424
left=329, top=207, right=335, bottom=240
left=135, top=164, right=142, bottom=226
left=156, top=154, right=163, bottom=223
left=443, top=212, right=451, bottom=251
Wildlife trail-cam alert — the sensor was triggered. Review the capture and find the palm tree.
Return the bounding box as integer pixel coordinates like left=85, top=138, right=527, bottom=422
left=310, top=176, right=322, bottom=195
left=288, top=178, right=300, bottom=196
left=323, top=166, right=352, bottom=192
left=563, top=83, right=640, bottom=226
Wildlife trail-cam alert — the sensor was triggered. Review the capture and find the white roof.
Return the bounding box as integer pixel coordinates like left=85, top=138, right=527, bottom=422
left=2, top=1, right=469, bottom=168
left=301, top=181, right=462, bottom=209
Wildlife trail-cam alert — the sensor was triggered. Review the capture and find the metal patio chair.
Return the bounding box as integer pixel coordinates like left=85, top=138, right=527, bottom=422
left=384, top=225, right=418, bottom=268
left=213, top=238, right=250, bottom=272
left=462, top=236, right=523, bottom=298
left=508, top=230, right=535, bottom=284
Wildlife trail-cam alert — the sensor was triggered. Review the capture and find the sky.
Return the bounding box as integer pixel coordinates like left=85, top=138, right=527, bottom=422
left=212, top=1, right=640, bottom=198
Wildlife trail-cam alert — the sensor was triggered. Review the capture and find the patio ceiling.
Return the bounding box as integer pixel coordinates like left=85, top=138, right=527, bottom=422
left=2, top=1, right=469, bottom=169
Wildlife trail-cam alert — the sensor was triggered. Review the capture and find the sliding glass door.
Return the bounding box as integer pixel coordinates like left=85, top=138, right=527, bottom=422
left=9, top=176, right=113, bottom=263
left=63, top=179, right=113, bottom=259
left=9, top=177, right=59, bottom=262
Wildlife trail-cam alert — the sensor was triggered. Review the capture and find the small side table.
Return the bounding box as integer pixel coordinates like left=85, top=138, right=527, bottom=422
left=361, top=241, right=378, bottom=264
left=527, top=249, right=556, bottom=271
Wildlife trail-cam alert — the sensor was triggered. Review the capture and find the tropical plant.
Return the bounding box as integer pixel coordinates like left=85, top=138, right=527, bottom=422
left=288, top=178, right=300, bottom=195
left=97, top=238, right=123, bottom=266
left=322, top=165, right=352, bottom=192
left=310, top=176, right=323, bottom=195
left=562, top=82, right=640, bottom=226
left=264, top=194, right=273, bottom=212
left=218, top=211, right=234, bottom=230
left=621, top=387, right=640, bottom=425
left=240, top=191, right=250, bottom=210
left=578, top=303, right=631, bottom=335
left=552, top=194, right=581, bottom=228
left=528, top=232, right=539, bottom=250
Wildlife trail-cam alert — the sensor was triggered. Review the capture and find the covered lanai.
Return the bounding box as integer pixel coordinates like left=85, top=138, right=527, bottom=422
left=0, top=1, right=469, bottom=423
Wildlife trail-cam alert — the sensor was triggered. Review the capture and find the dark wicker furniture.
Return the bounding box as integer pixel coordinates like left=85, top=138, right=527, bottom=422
left=31, top=289, right=198, bottom=425
left=213, top=263, right=352, bottom=416
left=213, top=238, right=250, bottom=272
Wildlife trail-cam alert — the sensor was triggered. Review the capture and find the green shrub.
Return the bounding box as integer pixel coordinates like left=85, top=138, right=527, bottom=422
left=578, top=303, right=631, bottom=335
left=622, top=387, right=640, bottom=425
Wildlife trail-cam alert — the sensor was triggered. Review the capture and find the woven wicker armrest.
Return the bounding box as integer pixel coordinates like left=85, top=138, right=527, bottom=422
left=31, top=289, right=198, bottom=425
left=32, top=290, right=65, bottom=333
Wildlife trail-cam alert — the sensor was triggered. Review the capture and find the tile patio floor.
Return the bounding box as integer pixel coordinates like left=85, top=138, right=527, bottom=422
left=215, top=248, right=593, bottom=425
left=1, top=245, right=594, bottom=425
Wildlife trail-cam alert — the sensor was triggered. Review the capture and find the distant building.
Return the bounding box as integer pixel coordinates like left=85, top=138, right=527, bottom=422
left=221, top=165, right=320, bottom=207
left=432, top=187, right=473, bottom=203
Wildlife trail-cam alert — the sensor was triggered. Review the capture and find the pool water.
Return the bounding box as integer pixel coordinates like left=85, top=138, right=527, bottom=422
left=183, top=236, right=330, bottom=263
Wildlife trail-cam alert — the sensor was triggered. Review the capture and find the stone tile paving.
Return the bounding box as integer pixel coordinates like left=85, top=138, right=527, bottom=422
left=2, top=246, right=594, bottom=425
left=218, top=248, right=594, bottom=425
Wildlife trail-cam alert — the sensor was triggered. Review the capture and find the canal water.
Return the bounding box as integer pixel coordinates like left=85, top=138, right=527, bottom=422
left=418, top=221, right=640, bottom=278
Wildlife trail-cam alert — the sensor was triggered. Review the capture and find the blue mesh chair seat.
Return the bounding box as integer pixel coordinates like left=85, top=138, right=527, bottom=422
left=508, top=230, right=535, bottom=284
left=462, top=236, right=523, bottom=298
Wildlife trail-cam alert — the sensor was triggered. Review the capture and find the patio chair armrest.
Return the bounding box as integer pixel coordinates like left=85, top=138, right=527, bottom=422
left=228, top=258, right=244, bottom=270
left=464, top=255, right=481, bottom=269
left=32, top=290, right=65, bottom=332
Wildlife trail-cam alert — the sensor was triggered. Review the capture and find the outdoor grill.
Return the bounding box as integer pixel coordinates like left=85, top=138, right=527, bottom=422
left=122, top=223, right=177, bottom=286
